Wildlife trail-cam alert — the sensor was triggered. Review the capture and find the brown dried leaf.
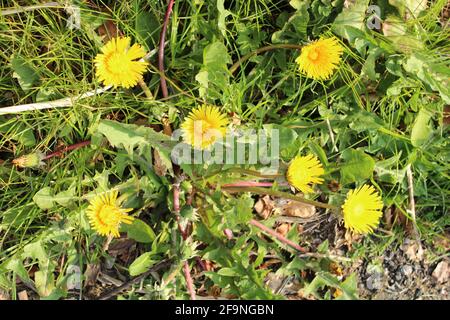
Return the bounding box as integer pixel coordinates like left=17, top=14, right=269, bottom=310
left=402, top=240, right=424, bottom=262
left=153, top=149, right=167, bottom=176
left=432, top=260, right=449, bottom=284
left=254, top=195, right=274, bottom=219
left=281, top=201, right=316, bottom=218
left=97, top=20, right=122, bottom=42
left=275, top=223, right=291, bottom=237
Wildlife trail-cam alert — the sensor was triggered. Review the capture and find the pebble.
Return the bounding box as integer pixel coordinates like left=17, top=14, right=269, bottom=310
left=402, top=265, right=413, bottom=276
left=366, top=273, right=383, bottom=291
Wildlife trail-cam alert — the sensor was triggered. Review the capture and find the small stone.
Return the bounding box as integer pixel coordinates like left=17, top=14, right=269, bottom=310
left=402, top=265, right=413, bottom=276
left=366, top=274, right=382, bottom=291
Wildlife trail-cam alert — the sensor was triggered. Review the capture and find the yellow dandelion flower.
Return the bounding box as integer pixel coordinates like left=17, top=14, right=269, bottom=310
left=342, top=185, right=383, bottom=234
left=86, top=190, right=134, bottom=238
left=295, top=37, right=344, bottom=81
left=181, top=105, right=228, bottom=150
left=286, top=154, right=325, bottom=194
left=94, top=36, right=148, bottom=88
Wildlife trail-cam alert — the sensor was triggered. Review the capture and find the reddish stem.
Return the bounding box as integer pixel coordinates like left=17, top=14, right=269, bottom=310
left=249, top=219, right=307, bottom=253
left=222, top=181, right=288, bottom=188
left=183, top=261, right=196, bottom=300
left=174, top=184, right=196, bottom=299
left=43, top=140, right=91, bottom=160
left=159, top=0, right=175, bottom=98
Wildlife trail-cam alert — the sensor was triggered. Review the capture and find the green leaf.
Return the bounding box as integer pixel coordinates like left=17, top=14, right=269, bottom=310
left=33, top=187, right=55, bottom=210
left=224, top=195, right=254, bottom=228
left=10, top=55, right=40, bottom=92
left=5, top=259, right=31, bottom=284
left=403, top=54, right=450, bottom=104
left=97, top=120, right=175, bottom=174
left=332, top=0, right=369, bottom=42
left=272, top=2, right=310, bottom=42
left=340, top=149, right=375, bottom=185
left=264, top=124, right=298, bottom=159
left=374, top=154, right=406, bottom=184
left=362, top=47, right=384, bottom=81
left=217, top=0, right=231, bottom=36
left=304, top=271, right=358, bottom=300
left=0, top=272, right=10, bottom=290
left=0, top=119, right=36, bottom=147
left=54, top=189, right=76, bottom=207
left=129, top=252, right=155, bottom=276
left=411, top=108, right=433, bottom=147
left=135, top=11, right=161, bottom=50
left=23, top=241, right=48, bottom=263
left=347, top=110, right=384, bottom=132
left=35, top=270, right=55, bottom=298
left=121, top=219, right=156, bottom=243
left=217, top=267, right=238, bottom=277
left=389, top=0, right=427, bottom=18
left=195, top=41, right=231, bottom=99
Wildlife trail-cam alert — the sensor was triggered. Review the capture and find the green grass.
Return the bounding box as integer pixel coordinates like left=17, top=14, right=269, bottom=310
left=0, top=0, right=449, bottom=300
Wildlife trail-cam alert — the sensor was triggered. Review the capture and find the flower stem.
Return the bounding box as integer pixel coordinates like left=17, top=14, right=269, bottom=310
left=43, top=140, right=91, bottom=160
left=183, top=261, right=196, bottom=300
left=249, top=219, right=307, bottom=253
left=222, top=186, right=335, bottom=210
left=1, top=2, right=59, bottom=16
left=158, top=0, right=175, bottom=98
left=137, top=78, right=153, bottom=99
left=230, top=44, right=303, bottom=75
left=222, top=181, right=288, bottom=188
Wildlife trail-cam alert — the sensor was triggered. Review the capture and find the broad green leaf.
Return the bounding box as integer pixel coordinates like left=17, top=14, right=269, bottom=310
left=135, top=11, right=160, bottom=50
left=340, top=149, right=375, bottom=185
left=236, top=23, right=267, bottom=55
left=403, top=54, right=450, bottom=104
left=33, top=187, right=55, bottom=210
left=129, top=252, right=155, bottom=276
left=272, top=2, right=309, bottom=42
left=335, top=273, right=359, bottom=300
left=23, top=241, right=48, bottom=263
left=217, top=0, right=231, bottom=36
left=195, top=41, right=231, bottom=99
left=347, top=110, right=383, bottom=132
left=332, top=0, right=369, bottom=42
left=97, top=120, right=175, bottom=174
left=10, top=55, right=40, bottom=92
left=217, top=267, right=238, bottom=277
left=411, top=108, right=433, bottom=147
left=35, top=270, right=55, bottom=298
left=389, top=0, right=427, bottom=18
left=264, top=124, right=298, bottom=159
left=362, top=47, right=384, bottom=81
left=374, top=154, right=406, bottom=184
left=54, top=188, right=76, bottom=207
left=234, top=196, right=254, bottom=225
left=304, top=271, right=358, bottom=300
left=121, top=219, right=156, bottom=243
left=5, top=259, right=31, bottom=284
